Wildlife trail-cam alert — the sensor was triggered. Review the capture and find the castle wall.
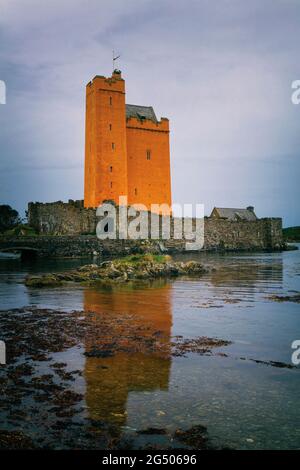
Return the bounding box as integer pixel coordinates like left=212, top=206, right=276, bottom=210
left=27, top=201, right=284, bottom=253
left=28, top=200, right=97, bottom=235
left=204, top=217, right=283, bottom=250
left=0, top=235, right=160, bottom=258
left=161, top=217, right=283, bottom=251
left=126, top=117, right=171, bottom=213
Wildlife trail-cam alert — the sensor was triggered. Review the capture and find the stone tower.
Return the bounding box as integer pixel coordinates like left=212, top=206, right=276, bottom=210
left=84, top=71, right=172, bottom=213
left=84, top=71, right=128, bottom=208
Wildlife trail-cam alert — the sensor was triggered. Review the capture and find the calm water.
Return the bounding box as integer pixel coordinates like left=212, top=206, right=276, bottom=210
left=0, top=247, right=300, bottom=449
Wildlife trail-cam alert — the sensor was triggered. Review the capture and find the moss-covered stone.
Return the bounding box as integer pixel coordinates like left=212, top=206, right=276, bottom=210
left=25, top=275, right=63, bottom=288
left=25, top=254, right=209, bottom=287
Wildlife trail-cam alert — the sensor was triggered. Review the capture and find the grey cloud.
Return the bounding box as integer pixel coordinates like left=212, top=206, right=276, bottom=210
left=0, top=0, right=299, bottom=225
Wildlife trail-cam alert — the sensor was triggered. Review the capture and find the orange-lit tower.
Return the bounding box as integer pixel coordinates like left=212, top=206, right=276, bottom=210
left=84, top=70, right=172, bottom=212
left=84, top=71, right=127, bottom=208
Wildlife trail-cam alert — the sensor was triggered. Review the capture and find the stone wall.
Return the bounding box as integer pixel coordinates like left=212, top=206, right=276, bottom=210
left=204, top=217, right=283, bottom=250
left=27, top=200, right=284, bottom=254
left=159, top=217, right=283, bottom=251
left=28, top=200, right=97, bottom=235
left=0, top=236, right=159, bottom=258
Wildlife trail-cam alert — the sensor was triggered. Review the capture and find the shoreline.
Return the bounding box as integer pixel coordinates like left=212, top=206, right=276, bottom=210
left=0, top=233, right=291, bottom=261
left=0, top=305, right=231, bottom=450
left=0, top=304, right=297, bottom=450
left=0, top=248, right=299, bottom=450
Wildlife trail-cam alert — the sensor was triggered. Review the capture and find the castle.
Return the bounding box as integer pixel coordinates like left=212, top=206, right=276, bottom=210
left=22, top=70, right=284, bottom=255
left=84, top=70, right=171, bottom=213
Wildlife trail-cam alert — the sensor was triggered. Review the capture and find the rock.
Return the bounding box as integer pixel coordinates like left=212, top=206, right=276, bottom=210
left=84, top=349, right=114, bottom=358
left=174, top=424, right=208, bottom=449
left=183, top=260, right=206, bottom=274
left=107, top=267, right=123, bottom=279
left=0, top=430, right=35, bottom=449
left=25, top=275, right=62, bottom=288
left=100, top=261, right=113, bottom=268
left=78, top=264, right=99, bottom=272
left=137, top=428, right=167, bottom=435
left=25, top=254, right=210, bottom=287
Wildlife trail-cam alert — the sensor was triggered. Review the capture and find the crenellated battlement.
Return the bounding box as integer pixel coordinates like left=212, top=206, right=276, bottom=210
left=86, top=73, right=125, bottom=94
left=126, top=116, right=169, bottom=132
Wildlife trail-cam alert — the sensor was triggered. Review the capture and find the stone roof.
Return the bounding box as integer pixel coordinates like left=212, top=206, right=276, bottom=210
left=126, top=104, right=157, bottom=122
left=211, top=207, right=257, bottom=221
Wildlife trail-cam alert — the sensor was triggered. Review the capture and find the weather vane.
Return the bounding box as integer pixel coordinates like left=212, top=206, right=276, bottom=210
left=112, top=50, right=120, bottom=72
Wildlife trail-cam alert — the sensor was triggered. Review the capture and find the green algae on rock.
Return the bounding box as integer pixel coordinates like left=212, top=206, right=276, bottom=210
left=25, top=254, right=209, bottom=287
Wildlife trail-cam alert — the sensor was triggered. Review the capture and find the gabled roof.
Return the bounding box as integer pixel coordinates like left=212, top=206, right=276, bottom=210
left=211, top=207, right=257, bottom=221
left=126, top=104, right=157, bottom=123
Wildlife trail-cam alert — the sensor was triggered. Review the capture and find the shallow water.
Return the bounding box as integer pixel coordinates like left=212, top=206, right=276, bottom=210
left=0, top=247, right=300, bottom=449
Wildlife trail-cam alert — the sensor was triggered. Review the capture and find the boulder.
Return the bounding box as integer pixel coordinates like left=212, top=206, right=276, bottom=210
left=25, top=254, right=210, bottom=287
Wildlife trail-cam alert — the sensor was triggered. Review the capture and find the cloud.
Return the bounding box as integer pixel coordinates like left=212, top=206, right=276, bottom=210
left=0, top=0, right=299, bottom=225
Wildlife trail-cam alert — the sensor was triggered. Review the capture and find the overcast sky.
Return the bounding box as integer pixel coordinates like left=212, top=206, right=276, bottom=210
left=0, top=0, right=299, bottom=226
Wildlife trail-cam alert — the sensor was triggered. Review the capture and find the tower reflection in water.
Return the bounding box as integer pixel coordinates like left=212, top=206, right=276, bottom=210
left=83, top=281, right=173, bottom=431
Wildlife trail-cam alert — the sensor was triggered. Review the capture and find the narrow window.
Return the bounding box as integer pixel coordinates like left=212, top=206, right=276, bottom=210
left=112, top=142, right=115, bottom=150
left=109, top=96, right=112, bottom=105
left=134, top=188, right=137, bottom=195
left=110, top=166, right=113, bottom=172
left=110, top=181, right=113, bottom=188
left=146, top=149, right=151, bottom=160
left=109, top=124, right=112, bottom=130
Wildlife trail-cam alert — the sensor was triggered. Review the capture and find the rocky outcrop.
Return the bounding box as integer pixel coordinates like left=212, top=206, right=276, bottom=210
left=25, top=254, right=209, bottom=287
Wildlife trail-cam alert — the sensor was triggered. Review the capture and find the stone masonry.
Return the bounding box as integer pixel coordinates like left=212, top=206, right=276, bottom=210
left=24, top=200, right=284, bottom=257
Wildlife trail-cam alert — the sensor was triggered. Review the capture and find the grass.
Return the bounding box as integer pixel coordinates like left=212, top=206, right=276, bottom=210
left=0, top=224, right=38, bottom=237
left=283, top=226, right=300, bottom=242
left=116, top=253, right=172, bottom=265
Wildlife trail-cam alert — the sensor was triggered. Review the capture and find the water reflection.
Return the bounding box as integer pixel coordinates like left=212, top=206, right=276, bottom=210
left=207, top=258, right=284, bottom=303
left=209, top=259, right=283, bottom=287
left=83, top=282, right=173, bottom=431
left=0, top=248, right=299, bottom=449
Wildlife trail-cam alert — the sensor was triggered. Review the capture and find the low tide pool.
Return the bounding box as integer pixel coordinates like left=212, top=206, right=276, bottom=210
left=0, top=247, right=299, bottom=449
